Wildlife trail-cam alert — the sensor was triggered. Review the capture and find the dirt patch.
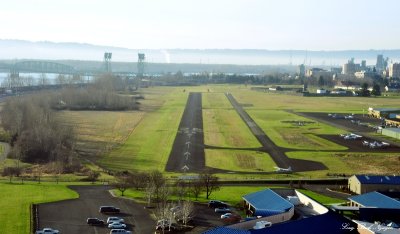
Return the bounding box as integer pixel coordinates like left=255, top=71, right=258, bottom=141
left=236, top=154, right=256, bottom=169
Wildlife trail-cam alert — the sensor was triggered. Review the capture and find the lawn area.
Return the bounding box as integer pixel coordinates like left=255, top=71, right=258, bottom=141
left=232, top=87, right=400, bottom=113
left=297, top=189, right=345, bottom=205
left=0, top=182, right=78, bottom=234
left=203, top=92, right=261, bottom=148
left=205, top=149, right=276, bottom=172
left=286, top=151, right=355, bottom=178
left=247, top=109, right=346, bottom=150
left=100, top=88, right=187, bottom=171
left=114, top=185, right=344, bottom=208
left=59, top=110, right=145, bottom=158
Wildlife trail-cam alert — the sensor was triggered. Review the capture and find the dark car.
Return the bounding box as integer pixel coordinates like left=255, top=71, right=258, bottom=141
left=208, top=200, right=228, bottom=208
left=99, top=206, right=120, bottom=213
left=87, top=218, right=105, bottom=225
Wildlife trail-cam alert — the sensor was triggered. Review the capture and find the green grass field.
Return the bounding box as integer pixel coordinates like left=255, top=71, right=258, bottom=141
left=247, top=109, right=347, bottom=150
left=203, top=93, right=261, bottom=148
left=205, top=149, right=276, bottom=172
left=100, top=88, right=187, bottom=171
left=115, top=185, right=344, bottom=207
left=0, top=182, right=78, bottom=234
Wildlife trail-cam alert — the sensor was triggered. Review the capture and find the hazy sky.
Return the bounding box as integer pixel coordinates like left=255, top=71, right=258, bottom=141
left=1, top=0, right=399, bottom=50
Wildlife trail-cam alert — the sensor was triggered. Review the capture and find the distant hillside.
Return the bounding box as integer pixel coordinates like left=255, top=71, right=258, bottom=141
left=1, top=39, right=400, bottom=66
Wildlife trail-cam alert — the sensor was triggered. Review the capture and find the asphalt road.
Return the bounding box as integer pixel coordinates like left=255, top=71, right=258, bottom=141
left=37, top=186, right=155, bottom=234
left=166, top=92, right=205, bottom=173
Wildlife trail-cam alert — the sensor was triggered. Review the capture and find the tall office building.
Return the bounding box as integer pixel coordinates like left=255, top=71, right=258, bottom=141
left=389, top=63, right=400, bottom=78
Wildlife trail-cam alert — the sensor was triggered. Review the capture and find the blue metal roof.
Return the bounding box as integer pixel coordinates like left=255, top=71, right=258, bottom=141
left=355, top=175, right=400, bottom=185
left=250, top=211, right=358, bottom=234
left=202, top=211, right=358, bottom=234
left=203, top=227, right=250, bottom=234
left=348, top=191, right=400, bottom=208
left=242, top=189, right=293, bottom=217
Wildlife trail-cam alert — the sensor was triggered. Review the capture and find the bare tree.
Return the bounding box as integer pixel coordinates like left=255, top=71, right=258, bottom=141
left=175, top=179, right=188, bottom=201
left=87, top=170, right=100, bottom=184
left=200, top=171, right=220, bottom=199
left=149, top=170, right=166, bottom=201
left=189, top=178, right=203, bottom=200
left=145, top=182, right=156, bottom=207
left=155, top=186, right=174, bottom=233
left=180, top=200, right=194, bottom=226
left=2, top=167, right=21, bottom=183
left=131, top=172, right=149, bottom=190
left=113, top=174, right=131, bottom=196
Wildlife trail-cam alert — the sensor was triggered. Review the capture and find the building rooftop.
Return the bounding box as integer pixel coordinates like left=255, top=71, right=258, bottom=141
left=354, top=175, right=400, bottom=185
left=348, top=191, right=400, bottom=209
left=204, top=211, right=358, bottom=234
left=369, top=108, right=400, bottom=112
left=382, top=128, right=400, bottom=133
left=242, top=189, right=293, bottom=217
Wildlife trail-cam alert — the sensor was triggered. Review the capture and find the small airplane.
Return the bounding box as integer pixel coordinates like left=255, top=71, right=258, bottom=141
left=274, top=166, right=293, bottom=173
left=340, top=133, right=362, bottom=140
left=368, top=141, right=390, bottom=149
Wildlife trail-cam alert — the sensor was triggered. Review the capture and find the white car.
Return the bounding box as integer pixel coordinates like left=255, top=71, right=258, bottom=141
left=36, top=228, right=59, bottom=234
left=107, top=217, right=124, bottom=224
left=108, top=222, right=127, bottom=229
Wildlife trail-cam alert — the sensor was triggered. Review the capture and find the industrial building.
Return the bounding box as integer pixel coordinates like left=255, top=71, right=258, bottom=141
left=348, top=175, right=400, bottom=194
left=342, top=58, right=360, bottom=75
left=242, top=189, right=295, bottom=219
left=389, top=63, right=400, bottom=78
left=305, top=68, right=333, bottom=78
left=348, top=191, right=400, bottom=208
left=382, top=128, right=400, bottom=139
left=368, top=107, right=400, bottom=119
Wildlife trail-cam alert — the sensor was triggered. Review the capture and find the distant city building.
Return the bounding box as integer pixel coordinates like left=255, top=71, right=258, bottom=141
left=330, top=67, right=342, bottom=74
left=305, top=68, right=333, bottom=79
left=342, top=58, right=360, bottom=75
left=354, top=71, right=375, bottom=79
left=376, top=54, right=385, bottom=71
left=389, top=63, right=400, bottom=78
left=361, top=60, right=367, bottom=70
left=298, top=64, right=305, bottom=78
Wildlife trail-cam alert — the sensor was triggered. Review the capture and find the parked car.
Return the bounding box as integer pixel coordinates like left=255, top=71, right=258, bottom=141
left=108, top=222, right=127, bottom=229
left=36, top=228, right=59, bottom=234
left=107, top=217, right=124, bottom=224
left=208, top=200, right=228, bottom=208
left=220, top=213, right=234, bottom=219
left=87, top=217, right=105, bottom=225
left=110, top=229, right=132, bottom=234
left=253, top=221, right=272, bottom=229
left=99, top=206, right=120, bottom=213
left=215, top=207, right=231, bottom=213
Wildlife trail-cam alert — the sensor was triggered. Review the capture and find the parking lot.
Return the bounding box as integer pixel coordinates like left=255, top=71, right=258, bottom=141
left=37, top=186, right=154, bottom=234
left=37, top=186, right=226, bottom=234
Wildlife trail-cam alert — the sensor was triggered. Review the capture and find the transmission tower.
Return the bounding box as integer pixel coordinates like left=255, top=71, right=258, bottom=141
left=137, top=53, right=145, bottom=77
left=103, top=52, right=112, bottom=73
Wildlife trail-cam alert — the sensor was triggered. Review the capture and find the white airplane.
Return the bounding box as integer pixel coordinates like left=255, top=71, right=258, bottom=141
left=274, top=166, right=292, bottom=173
left=341, top=133, right=362, bottom=140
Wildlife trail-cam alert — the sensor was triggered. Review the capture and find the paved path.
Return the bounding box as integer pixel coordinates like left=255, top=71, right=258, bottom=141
left=166, top=92, right=205, bottom=172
